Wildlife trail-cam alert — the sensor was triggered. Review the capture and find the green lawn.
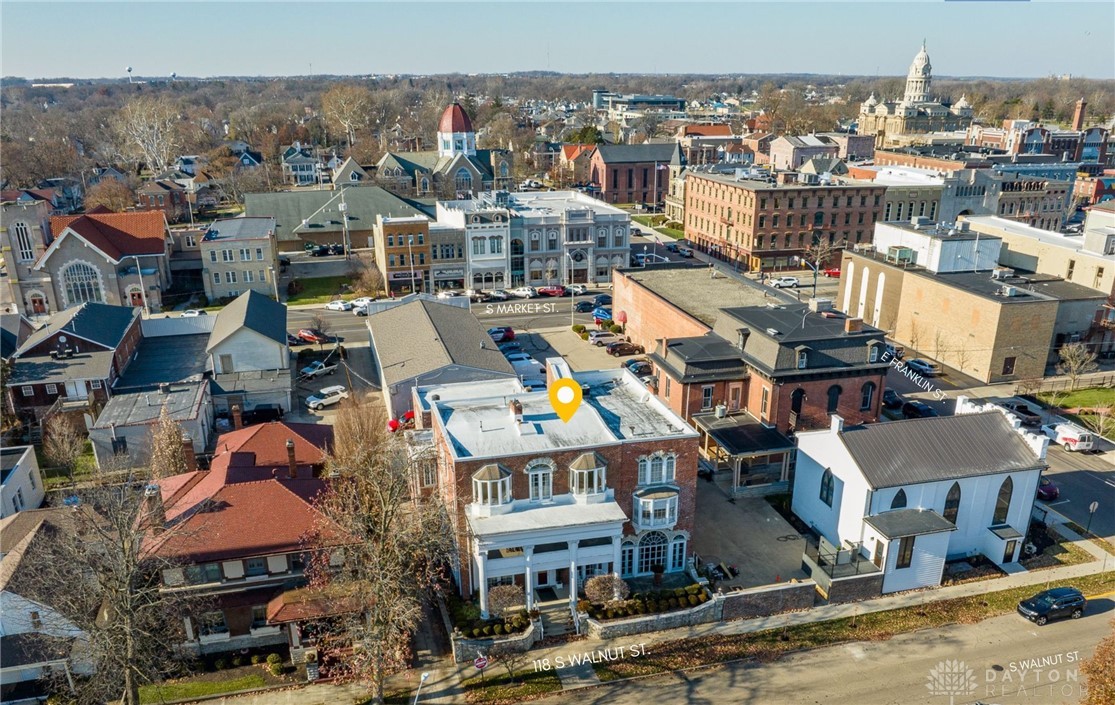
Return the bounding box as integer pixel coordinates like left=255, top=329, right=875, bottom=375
left=462, top=669, right=562, bottom=704
left=1038, top=387, right=1115, bottom=410
left=139, top=673, right=266, bottom=703
left=37, top=442, right=97, bottom=489
left=593, top=571, right=1115, bottom=682
left=632, top=215, right=685, bottom=240
left=286, top=275, right=355, bottom=304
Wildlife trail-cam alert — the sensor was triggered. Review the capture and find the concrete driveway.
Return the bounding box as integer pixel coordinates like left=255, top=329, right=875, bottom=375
left=691, top=479, right=809, bottom=589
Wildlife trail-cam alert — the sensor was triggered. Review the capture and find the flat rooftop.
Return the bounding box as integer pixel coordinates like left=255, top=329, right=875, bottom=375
left=689, top=170, right=882, bottom=191
left=964, top=216, right=1089, bottom=252
left=855, top=165, right=947, bottom=186
left=1, top=446, right=31, bottom=485
left=721, top=303, right=885, bottom=343
left=881, top=220, right=997, bottom=242
left=92, top=381, right=206, bottom=429
left=203, top=217, right=276, bottom=242
left=414, top=378, right=525, bottom=414
left=115, top=334, right=210, bottom=391
left=504, top=191, right=628, bottom=218
left=433, top=368, right=695, bottom=460
left=620, top=264, right=786, bottom=327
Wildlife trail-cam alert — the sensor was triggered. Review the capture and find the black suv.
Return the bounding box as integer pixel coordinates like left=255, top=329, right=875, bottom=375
left=901, top=400, right=939, bottom=419
left=242, top=404, right=284, bottom=425
left=1017, top=587, right=1086, bottom=625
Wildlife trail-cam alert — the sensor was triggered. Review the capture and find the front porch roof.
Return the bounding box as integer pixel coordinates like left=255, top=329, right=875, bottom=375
left=692, top=412, right=795, bottom=458
left=467, top=496, right=628, bottom=539
left=865, top=508, right=957, bottom=540
left=988, top=524, right=1024, bottom=540
left=266, top=586, right=364, bottom=624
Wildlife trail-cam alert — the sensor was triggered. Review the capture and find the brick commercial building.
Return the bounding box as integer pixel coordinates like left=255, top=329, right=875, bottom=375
left=200, top=217, right=280, bottom=300
left=373, top=215, right=432, bottom=295
left=837, top=219, right=1107, bottom=382
left=412, top=360, right=698, bottom=618
left=683, top=170, right=887, bottom=272
left=588, top=143, right=681, bottom=206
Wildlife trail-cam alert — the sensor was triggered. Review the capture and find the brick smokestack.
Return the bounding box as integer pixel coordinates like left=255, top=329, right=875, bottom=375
left=181, top=436, right=197, bottom=472
left=231, top=404, right=243, bottom=430
left=844, top=317, right=863, bottom=334
left=143, top=484, right=166, bottom=532
left=286, top=438, right=297, bottom=479
left=1072, top=98, right=1087, bottom=131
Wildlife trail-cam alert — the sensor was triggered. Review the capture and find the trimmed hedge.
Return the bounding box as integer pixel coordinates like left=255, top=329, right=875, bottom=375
left=587, top=584, right=709, bottom=621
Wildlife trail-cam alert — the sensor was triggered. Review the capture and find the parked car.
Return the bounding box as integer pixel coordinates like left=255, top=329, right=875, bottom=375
left=623, top=358, right=651, bottom=376
left=592, top=294, right=613, bottom=307
left=350, top=297, right=375, bottom=309
left=306, top=385, right=349, bottom=410
left=325, top=299, right=353, bottom=311
left=882, top=389, right=905, bottom=409
left=497, top=341, right=522, bottom=354
left=822, top=267, right=841, bottom=278
left=606, top=341, right=645, bottom=357
left=1036, top=476, right=1060, bottom=501
left=1041, top=422, right=1095, bottom=452
left=181, top=309, right=207, bottom=317
left=437, top=290, right=463, bottom=299
left=300, top=360, right=337, bottom=379
left=996, top=401, right=1042, bottom=427
left=331, top=244, right=345, bottom=255
left=286, top=333, right=304, bottom=346
left=885, top=343, right=905, bottom=360
left=510, top=286, right=538, bottom=298
left=592, top=307, right=613, bottom=322
left=242, top=404, right=284, bottom=425
left=588, top=330, right=617, bottom=346
left=901, top=400, right=939, bottom=419
left=353, top=305, right=370, bottom=317
left=1017, top=587, right=1085, bottom=625
left=537, top=285, right=567, bottom=297
left=505, top=352, right=534, bottom=363
left=487, top=289, right=511, bottom=300
left=297, top=329, right=331, bottom=344
left=678, top=247, right=694, bottom=258
left=488, top=326, right=515, bottom=343
left=465, top=289, right=489, bottom=302
left=575, top=300, right=596, bottom=313
left=310, top=245, right=332, bottom=257
left=904, top=358, right=941, bottom=377
left=770, top=276, right=799, bottom=289
left=665, top=242, right=680, bottom=253
left=567, top=284, right=589, bottom=296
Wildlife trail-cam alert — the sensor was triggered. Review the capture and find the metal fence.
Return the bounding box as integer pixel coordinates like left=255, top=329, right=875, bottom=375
left=1016, top=373, right=1115, bottom=395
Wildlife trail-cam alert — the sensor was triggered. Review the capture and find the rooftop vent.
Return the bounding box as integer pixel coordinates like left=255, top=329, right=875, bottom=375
left=765, top=327, right=781, bottom=336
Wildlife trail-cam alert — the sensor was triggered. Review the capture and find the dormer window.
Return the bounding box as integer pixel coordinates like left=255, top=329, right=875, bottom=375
left=570, top=452, right=607, bottom=496
left=867, top=341, right=882, bottom=363
left=473, top=464, right=512, bottom=506
left=797, top=350, right=808, bottom=369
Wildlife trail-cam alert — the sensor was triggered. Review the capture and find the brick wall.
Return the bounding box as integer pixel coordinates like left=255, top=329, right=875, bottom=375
left=719, top=580, right=817, bottom=620
left=612, top=271, right=711, bottom=353
left=824, top=573, right=885, bottom=603
left=771, top=370, right=887, bottom=434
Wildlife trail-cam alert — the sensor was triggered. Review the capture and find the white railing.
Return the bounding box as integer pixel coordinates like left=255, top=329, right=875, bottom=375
left=198, top=630, right=230, bottom=645
left=249, top=625, right=281, bottom=638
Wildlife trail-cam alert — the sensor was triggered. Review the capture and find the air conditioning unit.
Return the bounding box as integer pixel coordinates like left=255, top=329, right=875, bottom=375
left=714, top=404, right=728, bottom=418
left=991, top=267, right=1015, bottom=280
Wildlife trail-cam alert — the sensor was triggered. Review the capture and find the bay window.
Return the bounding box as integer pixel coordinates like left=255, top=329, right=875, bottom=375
left=473, top=464, right=512, bottom=506
left=634, top=488, right=679, bottom=529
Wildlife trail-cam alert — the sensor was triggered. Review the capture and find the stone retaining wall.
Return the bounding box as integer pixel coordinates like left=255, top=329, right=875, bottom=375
left=824, top=572, right=884, bottom=603
left=451, top=623, right=538, bottom=663
left=719, top=580, right=817, bottom=620
left=584, top=597, right=719, bottom=639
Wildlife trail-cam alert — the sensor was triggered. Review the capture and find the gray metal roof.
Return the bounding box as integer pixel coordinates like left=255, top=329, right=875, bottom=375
left=649, top=334, right=749, bottom=384
left=92, top=381, right=206, bottom=428
left=691, top=412, right=795, bottom=456
left=367, top=299, right=514, bottom=387
left=207, top=290, right=287, bottom=352
left=16, top=303, right=138, bottom=355
left=595, top=143, right=680, bottom=165
left=840, top=412, right=1043, bottom=489
left=244, top=187, right=424, bottom=241
left=864, top=509, right=957, bottom=539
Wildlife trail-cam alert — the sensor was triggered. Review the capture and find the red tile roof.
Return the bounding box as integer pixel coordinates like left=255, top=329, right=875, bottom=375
left=266, top=586, right=363, bottom=623
left=50, top=211, right=168, bottom=261
left=438, top=103, right=474, bottom=134
left=561, top=144, right=594, bottom=161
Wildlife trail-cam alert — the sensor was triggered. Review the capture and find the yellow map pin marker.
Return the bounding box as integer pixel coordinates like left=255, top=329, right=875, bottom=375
left=549, top=378, right=583, bottom=423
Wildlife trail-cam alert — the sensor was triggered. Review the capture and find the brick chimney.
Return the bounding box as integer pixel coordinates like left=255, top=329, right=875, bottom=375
left=509, top=399, right=524, bottom=424
left=1072, top=98, right=1087, bottom=131
left=143, top=484, right=166, bottom=532
left=181, top=436, right=197, bottom=472
left=844, top=317, right=863, bottom=334
left=286, top=438, right=297, bottom=479
left=231, top=404, right=243, bottom=430
left=661, top=337, right=669, bottom=358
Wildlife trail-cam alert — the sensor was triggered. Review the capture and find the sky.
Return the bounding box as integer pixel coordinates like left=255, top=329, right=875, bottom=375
left=2, top=1, right=1113, bottom=80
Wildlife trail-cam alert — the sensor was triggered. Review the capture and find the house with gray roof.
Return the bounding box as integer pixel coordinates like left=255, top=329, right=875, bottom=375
left=791, top=398, right=1049, bottom=594
left=365, top=299, right=515, bottom=419
left=205, top=290, right=291, bottom=414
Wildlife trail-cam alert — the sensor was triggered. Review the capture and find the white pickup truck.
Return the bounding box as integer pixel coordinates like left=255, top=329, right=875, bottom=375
left=300, top=360, right=337, bottom=379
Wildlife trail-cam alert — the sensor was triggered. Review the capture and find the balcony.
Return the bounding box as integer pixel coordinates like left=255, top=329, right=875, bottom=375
left=250, top=624, right=282, bottom=638
left=198, top=629, right=230, bottom=645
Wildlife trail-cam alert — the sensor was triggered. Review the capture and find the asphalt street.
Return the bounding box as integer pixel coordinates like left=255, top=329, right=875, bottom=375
left=544, top=597, right=1115, bottom=705
left=1042, top=447, right=1115, bottom=541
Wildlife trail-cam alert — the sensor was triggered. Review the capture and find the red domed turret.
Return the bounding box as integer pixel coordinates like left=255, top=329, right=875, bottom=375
left=438, top=103, right=474, bottom=134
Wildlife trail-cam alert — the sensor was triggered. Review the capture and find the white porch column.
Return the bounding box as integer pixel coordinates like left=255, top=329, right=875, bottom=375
left=524, top=545, right=535, bottom=610
left=477, top=550, right=490, bottom=618
left=612, top=536, right=622, bottom=577
left=567, top=540, right=579, bottom=610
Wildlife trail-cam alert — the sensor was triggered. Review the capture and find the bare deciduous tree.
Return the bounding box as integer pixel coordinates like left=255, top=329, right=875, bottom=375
left=487, top=584, right=524, bottom=617
left=489, top=641, right=531, bottom=684
left=583, top=574, right=630, bottom=605
left=302, top=403, right=455, bottom=705
left=803, top=237, right=839, bottom=269
left=149, top=405, right=191, bottom=480
left=113, top=95, right=184, bottom=174
left=1056, top=342, right=1099, bottom=391
left=322, top=84, right=374, bottom=147
left=13, top=467, right=203, bottom=705
left=355, top=262, right=386, bottom=298
left=44, top=414, right=86, bottom=482
left=82, top=178, right=136, bottom=213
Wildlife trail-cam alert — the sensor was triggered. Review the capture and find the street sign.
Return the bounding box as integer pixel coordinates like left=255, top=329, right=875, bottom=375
left=1089, top=501, right=1099, bottom=514
left=474, top=655, right=488, bottom=670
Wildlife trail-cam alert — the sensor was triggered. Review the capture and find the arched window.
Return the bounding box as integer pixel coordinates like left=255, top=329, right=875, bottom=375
left=499, top=162, right=509, bottom=177
left=993, top=476, right=1013, bottom=525
left=526, top=460, right=554, bottom=503
left=12, top=221, right=34, bottom=262
left=790, top=388, right=806, bottom=414
left=454, top=168, right=472, bottom=193
left=826, top=385, right=842, bottom=413
left=62, top=262, right=104, bottom=306
left=819, top=469, right=834, bottom=507
left=420, top=177, right=429, bottom=192
left=860, top=382, right=876, bottom=411
left=891, top=489, right=907, bottom=510
left=637, top=531, right=668, bottom=574
left=943, top=482, right=961, bottom=525
left=637, top=457, right=648, bottom=485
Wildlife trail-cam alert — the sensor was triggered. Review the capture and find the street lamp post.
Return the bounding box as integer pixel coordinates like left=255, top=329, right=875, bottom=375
left=268, top=266, right=279, bottom=300
left=792, top=255, right=820, bottom=299
left=413, top=671, right=431, bottom=705
left=566, top=251, right=576, bottom=327
left=642, top=244, right=648, bottom=267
